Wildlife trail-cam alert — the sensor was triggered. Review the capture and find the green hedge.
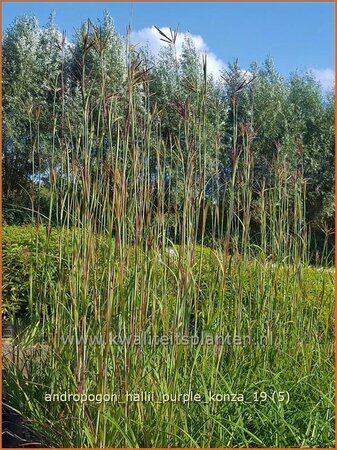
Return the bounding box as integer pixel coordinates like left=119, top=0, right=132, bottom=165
left=2, top=226, right=61, bottom=318
left=3, top=226, right=334, bottom=330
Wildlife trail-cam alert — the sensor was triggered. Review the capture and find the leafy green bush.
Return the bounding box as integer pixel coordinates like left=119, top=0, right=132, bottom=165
left=3, top=226, right=334, bottom=332
left=2, top=226, right=61, bottom=319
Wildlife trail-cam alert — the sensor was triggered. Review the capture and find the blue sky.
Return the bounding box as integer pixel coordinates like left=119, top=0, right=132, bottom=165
left=3, top=2, right=335, bottom=88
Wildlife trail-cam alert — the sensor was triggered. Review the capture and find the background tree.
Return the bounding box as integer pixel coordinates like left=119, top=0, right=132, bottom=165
left=2, top=14, right=334, bottom=257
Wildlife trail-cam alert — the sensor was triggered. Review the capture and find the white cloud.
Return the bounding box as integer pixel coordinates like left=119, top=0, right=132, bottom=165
left=311, top=68, right=335, bottom=90
left=131, top=26, right=226, bottom=79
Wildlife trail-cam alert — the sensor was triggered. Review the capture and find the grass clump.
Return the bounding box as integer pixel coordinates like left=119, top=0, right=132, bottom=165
left=2, top=17, right=335, bottom=448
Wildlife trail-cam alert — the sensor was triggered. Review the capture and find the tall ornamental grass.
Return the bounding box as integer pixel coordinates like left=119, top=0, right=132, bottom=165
left=3, top=23, right=334, bottom=448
